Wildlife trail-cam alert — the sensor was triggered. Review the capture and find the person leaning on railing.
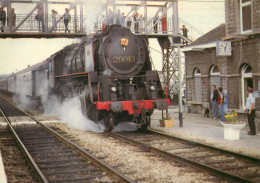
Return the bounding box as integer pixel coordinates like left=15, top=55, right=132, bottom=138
left=64, top=8, right=71, bottom=33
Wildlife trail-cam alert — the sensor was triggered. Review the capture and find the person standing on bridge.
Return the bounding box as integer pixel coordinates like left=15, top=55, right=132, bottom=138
left=180, top=25, right=189, bottom=44
left=101, top=14, right=106, bottom=31
left=116, top=9, right=121, bottom=25
left=51, top=9, right=58, bottom=32
left=133, top=12, right=139, bottom=34
left=37, top=4, right=45, bottom=32
left=7, top=8, right=16, bottom=27
left=120, top=12, right=126, bottom=27
left=107, top=9, right=113, bottom=25
left=139, top=14, right=144, bottom=33
left=153, top=12, right=159, bottom=33
left=161, top=14, right=167, bottom=34
left=64, top=8, right=71, bottom=33
left=0, top=6, right=6, bottom=32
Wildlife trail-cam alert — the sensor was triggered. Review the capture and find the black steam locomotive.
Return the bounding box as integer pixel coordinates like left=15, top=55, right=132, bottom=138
left=2, top=25, right=170, bottom=131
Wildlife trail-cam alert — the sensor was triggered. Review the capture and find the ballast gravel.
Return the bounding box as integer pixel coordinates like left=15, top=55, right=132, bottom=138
left=49, top=123, right=228, bottom=183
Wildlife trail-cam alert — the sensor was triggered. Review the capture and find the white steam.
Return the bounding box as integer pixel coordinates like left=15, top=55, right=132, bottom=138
left=82, top=0, right=103, bottom=34
left=47, top=96, right=104, bottom=133
left=37, top=79, right=104, bottom=133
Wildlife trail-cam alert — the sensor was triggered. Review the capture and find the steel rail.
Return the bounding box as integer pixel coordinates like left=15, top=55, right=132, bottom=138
left=0, top=108, right=49, bottom=183
left=149, top=129, right=260, bottom=164
left=0, top=96, right=135, bottom=183
left=107, top=131, right=254, bottom=183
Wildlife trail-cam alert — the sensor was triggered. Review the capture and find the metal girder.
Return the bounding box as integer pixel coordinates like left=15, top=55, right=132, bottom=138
left=12, top=3, right=40, bottom=32
left=161, top=43, right=180, bottom=97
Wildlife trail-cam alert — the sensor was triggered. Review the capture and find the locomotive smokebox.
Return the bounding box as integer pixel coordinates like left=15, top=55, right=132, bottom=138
left=99, top=26, right=146, bottom=78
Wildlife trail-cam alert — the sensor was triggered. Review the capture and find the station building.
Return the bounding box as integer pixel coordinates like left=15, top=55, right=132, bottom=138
left=183, top=0, right=260, bottom=126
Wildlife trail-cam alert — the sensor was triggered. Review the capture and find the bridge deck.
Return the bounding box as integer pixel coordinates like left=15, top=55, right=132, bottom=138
left=0, top=32, right=86, bottom=39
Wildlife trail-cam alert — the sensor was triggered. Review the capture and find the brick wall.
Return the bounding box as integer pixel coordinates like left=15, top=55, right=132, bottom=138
left=225, top=0, right=260, bottom=36
left=231, top=38, right=260, bottom=74
left=253, top=1, right=260, bottom=32
left=225, top=0, right=238, bottom=37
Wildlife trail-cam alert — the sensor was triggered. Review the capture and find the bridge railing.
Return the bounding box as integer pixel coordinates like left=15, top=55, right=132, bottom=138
left=1, top=14, right=204, bottom=41
left=1, top=14, right=86, bottom=33
left=96, top=16, right=204, bottom=41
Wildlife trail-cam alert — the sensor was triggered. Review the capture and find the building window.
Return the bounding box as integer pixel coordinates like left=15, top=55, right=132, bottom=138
left=240, top=0, right=252, bottom=33
left=241, top=63, right=253, bottom=108
left=210, top=65, right=221, bottom=90
left=193, top=68, right=202, bottom=102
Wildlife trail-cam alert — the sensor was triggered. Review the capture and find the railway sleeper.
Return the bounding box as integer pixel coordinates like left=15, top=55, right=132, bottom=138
left=29, top=146, right=70, bottom=152
left=40, top=162, right=93, bottom=169
left=48, top=174, right=108, bottom=183
left=36, top=157, right=86, bottom=164
left=31, top=152, right=79, bottom=158
left=220, top=164, right=257, bottom=171
left=44, top=167, right=101, bottom=176
left=30, top=150, right=75, bottom=156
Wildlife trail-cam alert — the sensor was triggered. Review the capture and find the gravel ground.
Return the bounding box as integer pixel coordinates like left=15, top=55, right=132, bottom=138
left=0, top=126, right=39, bottom=183
left=48, top=122, right=228, bottom=183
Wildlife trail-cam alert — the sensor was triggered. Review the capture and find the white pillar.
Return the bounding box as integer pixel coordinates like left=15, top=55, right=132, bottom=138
left=144, top=0, right=147, bottom=34
left=172, top=1, right=178, bottom=37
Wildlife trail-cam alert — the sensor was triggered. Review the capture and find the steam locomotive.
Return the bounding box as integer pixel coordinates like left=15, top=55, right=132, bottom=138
left=1, top=25, right=170, bottom=131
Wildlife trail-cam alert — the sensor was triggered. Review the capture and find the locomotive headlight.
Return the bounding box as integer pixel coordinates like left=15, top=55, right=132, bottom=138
left=111, top=86, right=117, bottom=92
left=150, top=85, right=155, bottom=91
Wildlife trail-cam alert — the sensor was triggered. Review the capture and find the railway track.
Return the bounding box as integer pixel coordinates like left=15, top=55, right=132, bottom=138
left=0, top=96, right=134, bottom=183
left=106, top=130, right=260, bottom=183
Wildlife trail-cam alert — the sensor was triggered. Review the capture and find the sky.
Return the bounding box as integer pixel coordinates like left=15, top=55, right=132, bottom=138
left=0, top=0, right=225, bottom=75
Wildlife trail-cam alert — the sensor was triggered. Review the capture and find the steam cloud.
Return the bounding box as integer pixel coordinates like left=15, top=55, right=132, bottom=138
left=82, top=0, right=103, bottom=34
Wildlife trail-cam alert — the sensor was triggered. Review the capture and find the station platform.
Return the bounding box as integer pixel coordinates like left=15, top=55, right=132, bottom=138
left=151, top=108, right=260, bottom=159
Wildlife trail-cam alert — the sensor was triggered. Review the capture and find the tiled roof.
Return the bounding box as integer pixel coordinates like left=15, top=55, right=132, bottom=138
left=189, top=24, right=226, bottom=46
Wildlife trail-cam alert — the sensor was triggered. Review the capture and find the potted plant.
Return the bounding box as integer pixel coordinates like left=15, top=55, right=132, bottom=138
left=159, top=110, right=174, bottom=127
left=222, top=110, right=246, bottom=140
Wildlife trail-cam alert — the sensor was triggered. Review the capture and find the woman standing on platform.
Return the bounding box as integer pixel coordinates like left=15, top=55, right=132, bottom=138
left=64, top=8, right=71, bottom=33
left=51, top=9, right=58, bottom=32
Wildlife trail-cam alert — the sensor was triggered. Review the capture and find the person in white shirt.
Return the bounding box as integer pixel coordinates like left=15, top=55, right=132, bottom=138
left=244, top=87, right=256, bottom=135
